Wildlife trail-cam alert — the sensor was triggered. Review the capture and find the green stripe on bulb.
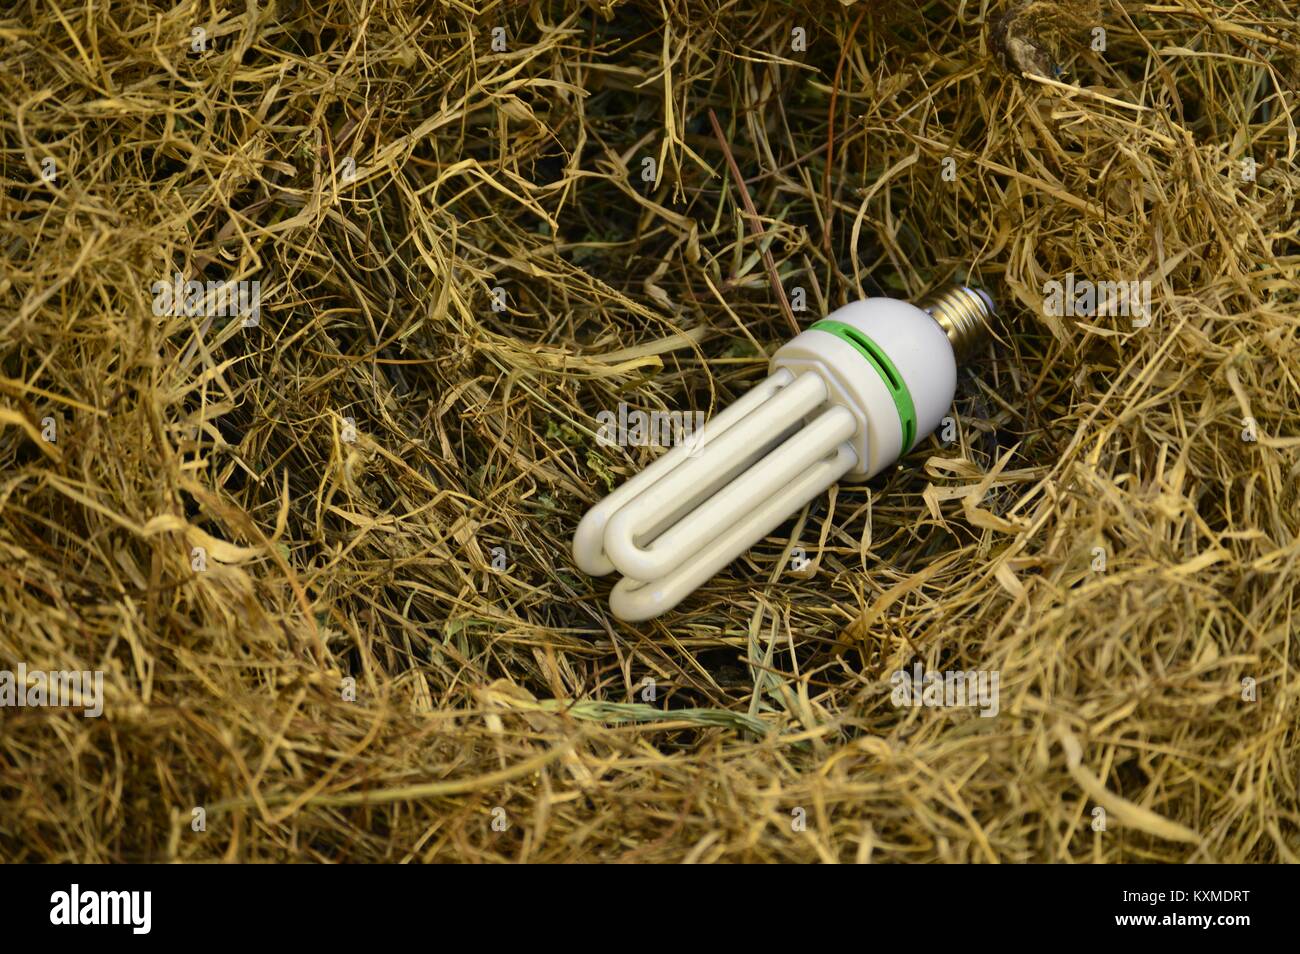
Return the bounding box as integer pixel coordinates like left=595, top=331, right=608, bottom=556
left=808, top=320, right=918, bottom=452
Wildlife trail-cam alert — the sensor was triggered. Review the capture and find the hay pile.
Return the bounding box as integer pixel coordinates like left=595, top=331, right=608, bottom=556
left=1, top=0, right=1296, bottom=862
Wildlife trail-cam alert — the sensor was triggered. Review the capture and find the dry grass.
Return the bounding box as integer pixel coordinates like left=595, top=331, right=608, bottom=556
left=1, top=0, right=1297, bottom=862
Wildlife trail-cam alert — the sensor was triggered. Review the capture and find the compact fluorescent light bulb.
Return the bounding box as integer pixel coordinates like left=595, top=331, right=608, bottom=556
left=574, top=285, right=996, bottom=621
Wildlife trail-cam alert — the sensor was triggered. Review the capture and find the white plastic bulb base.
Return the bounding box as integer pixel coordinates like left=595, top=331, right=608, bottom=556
left=573, top=286, right=995, bottom=621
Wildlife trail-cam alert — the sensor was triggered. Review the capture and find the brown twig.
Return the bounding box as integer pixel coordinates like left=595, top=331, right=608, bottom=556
left=708, top=107, right=800, bottom=337
left=823, top=7, right=867, bottom=255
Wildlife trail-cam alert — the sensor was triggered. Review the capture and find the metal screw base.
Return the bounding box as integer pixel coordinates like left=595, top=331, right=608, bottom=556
left=920, top=285, right=996, bottom=363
